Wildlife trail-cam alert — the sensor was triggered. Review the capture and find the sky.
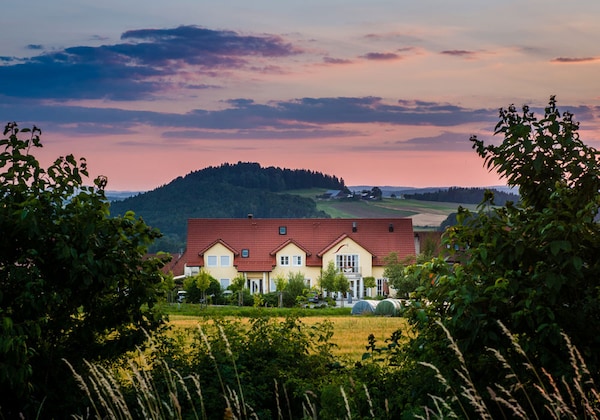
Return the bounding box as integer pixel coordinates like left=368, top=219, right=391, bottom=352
left=1, top=1, right=600, bottom=191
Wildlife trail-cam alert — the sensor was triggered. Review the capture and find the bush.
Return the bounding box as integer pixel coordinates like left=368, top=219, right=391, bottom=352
left=0, top=123, right=168, bottom=417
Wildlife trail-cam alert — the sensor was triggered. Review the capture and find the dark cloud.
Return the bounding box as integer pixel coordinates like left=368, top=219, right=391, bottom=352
left=161, top=127, right=356, bottom=140
left=551, top=57, right=598, bottom=63
left=440, top=50, right=476, bottom=57
left=0, top=95, right=498, bottom=137
left=362, top=52, right=400, bottom=60
left=26, top=44, right=43, bottom=50
left=0, top=25, right=302, bottom=101
left=322, top=56, right=353, bottom=64
left=5, top=94, right=597, bottom=143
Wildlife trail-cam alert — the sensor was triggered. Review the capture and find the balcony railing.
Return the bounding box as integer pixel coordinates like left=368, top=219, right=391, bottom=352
left=338, top=266, right=362, bottom=276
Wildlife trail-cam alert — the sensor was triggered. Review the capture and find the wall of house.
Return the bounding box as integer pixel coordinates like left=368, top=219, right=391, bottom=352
left=271, top=243, right=320, bottom=290
left=320, top=238, right=375, bottom=299
left=322, top=237, right=373, bottom=277
left=190, top=242, right=238, bottom=289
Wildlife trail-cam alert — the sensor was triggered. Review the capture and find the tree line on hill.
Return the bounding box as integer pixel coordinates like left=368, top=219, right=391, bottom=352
left=109, top=162, right=343, bottom=252
left=404, top=186, right=519, bottom=205
left=179, top=161, right=345, bottom=192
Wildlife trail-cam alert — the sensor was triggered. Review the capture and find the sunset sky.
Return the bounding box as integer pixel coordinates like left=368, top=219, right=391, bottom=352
left=1, top=1, right=599, bottom=191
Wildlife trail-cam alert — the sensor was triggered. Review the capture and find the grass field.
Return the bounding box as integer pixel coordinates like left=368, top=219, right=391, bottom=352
left=166, top=306, right=409, bottom=361
left=287, top=188, right=475, bottom=228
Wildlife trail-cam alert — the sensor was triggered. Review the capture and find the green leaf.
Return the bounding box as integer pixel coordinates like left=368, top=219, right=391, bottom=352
left=549, top=240, right=571, bottom=256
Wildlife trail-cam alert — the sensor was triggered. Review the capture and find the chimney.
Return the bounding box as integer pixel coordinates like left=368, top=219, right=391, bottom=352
left=248, top=214, right=253, bottom=219
left=352, top=221, right=357, bottom=232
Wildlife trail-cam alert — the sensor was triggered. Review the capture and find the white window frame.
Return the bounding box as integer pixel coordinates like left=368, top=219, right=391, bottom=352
left=206, top=255, right=218, bottom=267
left=336, top=254, right=359, bottom=273
left=292, top=255, right=302, bottom=266
left=220, top=255, right=230, bottom=267
left=280, top=255, right=290, bottom=266
left=377, top=278, right=385, bottom=296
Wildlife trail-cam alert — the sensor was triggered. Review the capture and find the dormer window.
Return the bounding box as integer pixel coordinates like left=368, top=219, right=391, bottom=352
left=241, top=249, right=249, bottom=258
left=279, top=226, right=287, bottom=235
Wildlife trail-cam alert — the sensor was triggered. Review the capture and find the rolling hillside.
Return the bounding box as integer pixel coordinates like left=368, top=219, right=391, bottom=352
left=292, top=188, right=475, bottom=228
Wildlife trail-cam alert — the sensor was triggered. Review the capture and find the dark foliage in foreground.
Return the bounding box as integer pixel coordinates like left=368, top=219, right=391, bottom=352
left=0, top=123, right=169, bottom=418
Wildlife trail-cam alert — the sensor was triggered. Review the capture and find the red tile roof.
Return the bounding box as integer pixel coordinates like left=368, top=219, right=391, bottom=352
left=182, top=218, right=415, bottom=273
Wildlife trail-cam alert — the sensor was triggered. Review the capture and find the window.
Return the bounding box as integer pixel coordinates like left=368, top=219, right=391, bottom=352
left=377, top=278, right=385, bottom=296
left=336, top=254, right=359, bottom=273
left=280, top=255, right=289, bottom=266
left=206, top=255, right=217, bottom=267
left=220, top=279, right=230, bottom=289
left=241, top=249, right=249, bottom=258
left=293, top=255, right=302, bottom=266
left=220, top=255, right=230, bottom=267
left=279, top=226, right=287, bottom=235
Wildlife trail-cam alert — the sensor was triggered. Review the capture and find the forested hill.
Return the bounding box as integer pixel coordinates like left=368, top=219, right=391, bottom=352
left=109, top=162, right=342, bottom=252
left=180, top=162, right=345, bottom=191
left=404, top=187, right=519, bottom=206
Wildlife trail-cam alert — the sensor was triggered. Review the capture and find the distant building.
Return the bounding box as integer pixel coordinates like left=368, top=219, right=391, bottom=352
left=319, top=190, right=346, bottom=199
left=171, top=217, right=416, bottom=298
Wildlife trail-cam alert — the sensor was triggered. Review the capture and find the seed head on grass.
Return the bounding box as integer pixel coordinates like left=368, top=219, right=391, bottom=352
left=218, top=324, right=247, bottom=418
left=340, top=386, right=352, bottom=420
left=435, top=320, right=492, bottom=419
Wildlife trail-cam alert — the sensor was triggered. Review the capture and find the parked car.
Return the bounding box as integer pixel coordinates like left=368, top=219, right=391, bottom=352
left=306, top=292, right=321, bottom=303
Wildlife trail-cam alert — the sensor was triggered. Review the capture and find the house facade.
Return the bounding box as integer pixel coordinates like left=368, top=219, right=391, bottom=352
left=179, top=217, right=416, bottom=299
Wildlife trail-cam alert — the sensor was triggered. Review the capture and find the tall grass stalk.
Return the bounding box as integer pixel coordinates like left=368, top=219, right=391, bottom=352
left=303, top=390, right=318, bottom=420
left=422, top=320, right=600, bottom=419
left=67, top=345, right=205, bottom=420
left=340, top=386, right=352, bottom=420
left=218, top=323, right=249, bottom=418
left=362, top=383, right=376, bottom=418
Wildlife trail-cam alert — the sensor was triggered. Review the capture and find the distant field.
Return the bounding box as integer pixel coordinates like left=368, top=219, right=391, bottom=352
left=168, top=312, right=408, bottom=361
left=286, top=188, right=476, bottom=228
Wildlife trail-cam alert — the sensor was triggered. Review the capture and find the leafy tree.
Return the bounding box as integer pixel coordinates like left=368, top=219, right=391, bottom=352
left=363, top=276, right=376, bottom=291
left=0, top=123, right=169, bottom=417
left=274, top=274, right=287, bottom=308
left=318, top=261, right=337, bottom=298
left=285, top=271, right=307, bottom=305
left=334, top=271, right=349, bottom=307
left=183, top=270, right=213, bottom=306
left=384, top=252, right=418, bottom=298
left=206, top=277, right=223, bottom=303
left=400, top=97, right=600, bottom=413
left=231, top=274, right=246, bottom=306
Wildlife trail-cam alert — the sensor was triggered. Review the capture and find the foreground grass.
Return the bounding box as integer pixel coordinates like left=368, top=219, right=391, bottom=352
left=164, top=304, right=408, bottom=361
left=70, top=314, right=600, bottom=419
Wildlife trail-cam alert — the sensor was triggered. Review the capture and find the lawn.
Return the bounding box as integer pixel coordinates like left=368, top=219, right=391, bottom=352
left=165, top=304, right=409, bottom=361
